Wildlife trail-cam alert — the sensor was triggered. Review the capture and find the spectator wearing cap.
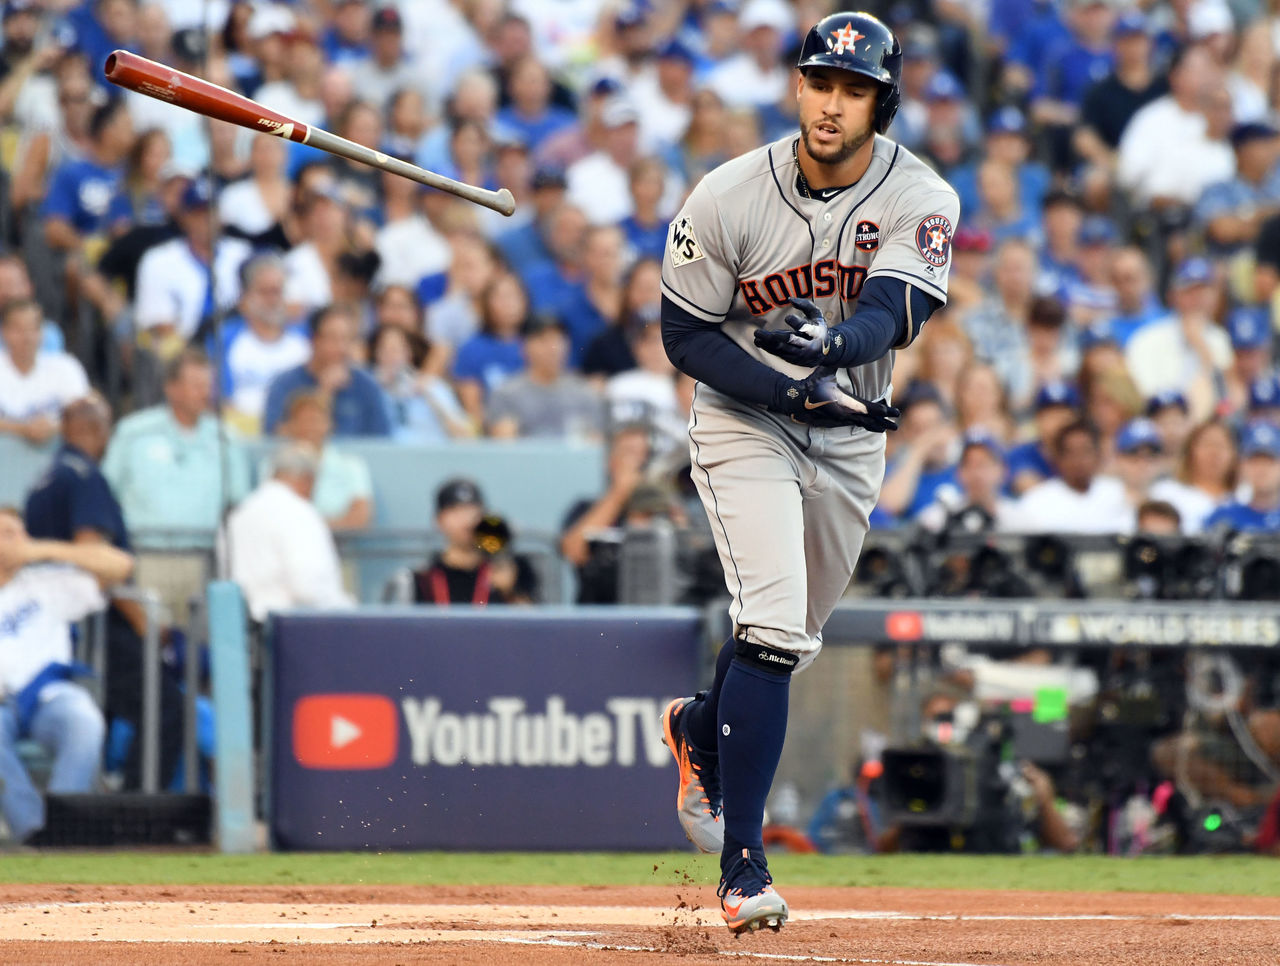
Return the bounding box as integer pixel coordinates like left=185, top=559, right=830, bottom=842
left=0, top=298, right=89, bottom=447
left=1061, top=216, right=1120, bottom=330
left=1195, top=121, right=1280, bottom=256
left=1028, top=0, right=1118, bottom=172
left=1248, top=371, right=1280, bottom=428
left=1113, top=418, right=1165, bottom=522
left=487, top=315, right=603, bottom=441
left=206, top=253, right=308, bottom=435
left=961, top=239, right=1037, bottom=396
left=263, top=303, right=394, bottom=438
left=133, top=178, right=252, bottom=359
left=631, top=38, right=696, bottom=151
left=1225, top=306, right=1275, bottom=414
left=1074, top=10, right=1166, bottom=187
left=566, top=96, right=681, bottom=227
left=493, top=55, right=579, bottom=155
left=554, top=223, right=627, bottom=366
left=968, top=156, right=1043, bottom=248
left=1007, top=419, right=1131, bottom=534
left=274, top=390, right=374, bottom=530
left=705, top=0, right=792, bottom=110
left=41, top=96, right=134, bottom=255
left=1204, top=422, right=1280, bottom=532
left=1116, top=45, right=1234, bottom=210
left=918, top=430, right=1019, bottom=534
left=225, top=441, right=355, bottom=622
left=495, top=165, right=565, bottom=269
left=1151, top=417, right=1238, bottom=534
left=517, top=199, right=588, bottom=328
left=1104, top=246, right=1165, bottom=347
left=384, top=478, right=519, bottom=605
left=947, top=227, right=993, bottom=313
left=1146, top=389, right=1193, bottom=458
left=103, top=348, right=251, bottom=533
left=1126, top=258, right=1233, bottom=421
left=878, top=384, right=959, bottom=523
left=1006, top=382, right=1080, bottom=495
left=919, top=70, right=981, bottom=173
left=887, top=23, right=941, bottom=152
left=452, top=270, right=532, bottom=426
left=949, top=107, right=1050, bottom=225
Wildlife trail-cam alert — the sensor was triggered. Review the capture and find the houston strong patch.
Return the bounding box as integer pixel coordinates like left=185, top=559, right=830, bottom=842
left=669, top=215, right=705, bottom=268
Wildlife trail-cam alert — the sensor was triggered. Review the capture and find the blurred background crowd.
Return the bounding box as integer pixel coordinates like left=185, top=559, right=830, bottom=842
left=3, top=0, right=1280, bottom=559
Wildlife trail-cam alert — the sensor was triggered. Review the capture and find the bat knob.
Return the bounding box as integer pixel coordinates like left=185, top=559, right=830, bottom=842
left=494, top=188, right=516, bottom=217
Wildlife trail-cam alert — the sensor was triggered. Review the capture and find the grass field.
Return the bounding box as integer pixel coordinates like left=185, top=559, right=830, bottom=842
left=4, top=851, right=1278, bottom=896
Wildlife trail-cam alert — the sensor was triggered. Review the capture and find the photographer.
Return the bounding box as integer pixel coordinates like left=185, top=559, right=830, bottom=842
left=877, top=686, right=1080, bottom=855
left=383, top=478, right=536, bottom=605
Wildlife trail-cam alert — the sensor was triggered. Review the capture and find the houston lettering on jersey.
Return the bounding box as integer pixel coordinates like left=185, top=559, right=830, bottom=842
left=739, top=260, right=867, bottom=315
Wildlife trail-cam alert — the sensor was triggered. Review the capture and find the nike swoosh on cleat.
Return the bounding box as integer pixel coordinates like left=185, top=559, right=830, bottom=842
left=804, top=398, right=835, bottom=409
left=722, top=898, right=745, bottom=919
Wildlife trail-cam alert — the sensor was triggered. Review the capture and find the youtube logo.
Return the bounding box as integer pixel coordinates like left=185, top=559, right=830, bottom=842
left=293, top=694, right=398, bottom=770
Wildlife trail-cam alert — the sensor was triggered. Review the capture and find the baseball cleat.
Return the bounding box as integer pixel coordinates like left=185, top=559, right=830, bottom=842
left=718, top=847, right=788, bottom=933
left=660, top=695, right=724, bottom=853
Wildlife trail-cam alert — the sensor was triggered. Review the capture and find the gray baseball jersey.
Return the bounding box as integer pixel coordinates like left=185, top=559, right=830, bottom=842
left=662, top=133, right=959, bottom=402
left=662, top=133, right=959, bottom=658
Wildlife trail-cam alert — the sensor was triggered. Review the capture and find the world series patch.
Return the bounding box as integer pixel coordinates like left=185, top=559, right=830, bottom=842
left=669, top=215, right=704, bottom=268
left=915, top=214, right=952, bottom=267
left=854, top=220, right=879, bottom=252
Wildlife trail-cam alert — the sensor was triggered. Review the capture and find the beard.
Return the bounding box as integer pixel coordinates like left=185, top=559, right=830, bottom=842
left=800, top=116, right=874, bottom=167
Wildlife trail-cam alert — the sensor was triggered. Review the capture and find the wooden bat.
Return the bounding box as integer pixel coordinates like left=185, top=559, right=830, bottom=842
left=103, top=49, right=516, bottom=216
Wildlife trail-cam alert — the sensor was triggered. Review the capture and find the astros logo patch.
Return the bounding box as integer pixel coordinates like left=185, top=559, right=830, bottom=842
left=915, top=215, right=953, bottom=267
left=854, top=220, right=879, bottom=252
left=829, top=23, right=865, bottom=55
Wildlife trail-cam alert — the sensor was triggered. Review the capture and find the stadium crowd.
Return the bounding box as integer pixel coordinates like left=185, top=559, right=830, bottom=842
left=2, top=0, right=1280, bottom=559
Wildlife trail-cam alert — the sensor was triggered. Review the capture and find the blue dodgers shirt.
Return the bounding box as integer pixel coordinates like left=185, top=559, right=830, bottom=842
left=262, top=365, right=395, bottom=437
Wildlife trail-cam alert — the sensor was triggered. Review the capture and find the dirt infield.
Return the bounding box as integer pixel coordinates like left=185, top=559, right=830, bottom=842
left=2, top=883, right=1279, bottom=965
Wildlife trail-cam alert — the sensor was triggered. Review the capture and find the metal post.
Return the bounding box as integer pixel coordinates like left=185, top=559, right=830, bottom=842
left=139, top=590, right=162, bottom=794
left=183, top=594, right=203, bottom=793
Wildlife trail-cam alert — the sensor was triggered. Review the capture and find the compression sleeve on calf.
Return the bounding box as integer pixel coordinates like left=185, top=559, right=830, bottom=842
left=824, top=276, right=941, bottom=367
left=662, top=295, right=796, bottom=412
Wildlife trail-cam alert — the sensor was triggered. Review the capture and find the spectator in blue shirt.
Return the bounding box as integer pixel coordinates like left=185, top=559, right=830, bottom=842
left=263, top=303, right=394, bottom=437
left=948, top=107, right=1050, bottom=223
left=1226, top=307, right=1275, bottom=415
left=1204, top=422, right=1280, bottom=532
left=1037, top=188, right=1085, bottom=301
left=1063, top=216, right=1120, bottom=330
left=41, top=97, right=135, bottom=254
left=918, top=70, right=981, bottom=174
left=619, top=156, right=670, bottom=263
left=970, top=157, right=1042, bottom=247
left=321, top=0, right=371, bottom=67
left=495, top=166, right=566, bottom=269
left=452, top=271, right=530, bottom=428
left=1104, top=247, right=1165, bottom=347
left=998, top=0, right=1070, bottom=102
left=879, top=383, right=959, bottom=522
left=493, top=55, right=578, bottom=154
left=518, top=201, right=588, bottom=326
left=1248, top=372, right=1280, bottom=429
left=1195, top=122, right=1280, bottom=256
left=1007, top=382, right=1081, bottom=495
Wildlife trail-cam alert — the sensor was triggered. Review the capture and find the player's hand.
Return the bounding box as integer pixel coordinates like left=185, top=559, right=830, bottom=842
left=783, top=367, right=899, bottom=432
left=753, top=297, right=843, bottom=367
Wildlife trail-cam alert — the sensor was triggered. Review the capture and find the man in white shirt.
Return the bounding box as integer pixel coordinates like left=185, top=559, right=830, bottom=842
left=133, top=179, right=251, bottom=356
left=918, top=430, right=1020, bottom=533
left=1116, top=45, right=1234, bottom=208
left=1010, top=420, right=1132, bottom=534
left=224, top=443, right=355, bottom=622
left=1125, top=257, right=1233, bottom=422
left=705, top=0, right=794, bottom=110
left=0, top=506, right=134, bottom=843
left=0, top=298, right=89, bottom=446
left=208, top=254, right=310, bottom=433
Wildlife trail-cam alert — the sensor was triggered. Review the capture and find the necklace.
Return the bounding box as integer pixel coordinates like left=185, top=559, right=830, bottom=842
left=793, top=138, right=851, bottom=201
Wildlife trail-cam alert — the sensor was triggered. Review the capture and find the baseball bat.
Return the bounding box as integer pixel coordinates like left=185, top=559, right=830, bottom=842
left=103, top=49, right=516, bottom=217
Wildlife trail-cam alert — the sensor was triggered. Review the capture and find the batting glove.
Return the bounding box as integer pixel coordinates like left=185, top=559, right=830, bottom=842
left=754, top=297, right=846, bottom=367
left=780, top=366, right=900, bottom=432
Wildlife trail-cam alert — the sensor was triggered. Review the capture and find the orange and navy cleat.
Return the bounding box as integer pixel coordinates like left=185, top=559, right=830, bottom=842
left=717, top=848, right=788, bottom=934
left=660, top=696, right=723, bottom=853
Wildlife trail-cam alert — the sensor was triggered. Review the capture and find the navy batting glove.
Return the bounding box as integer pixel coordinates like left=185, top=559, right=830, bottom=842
left=754, top=297, right=846, bottom=367
left=779, top=367, right=900, bottom=432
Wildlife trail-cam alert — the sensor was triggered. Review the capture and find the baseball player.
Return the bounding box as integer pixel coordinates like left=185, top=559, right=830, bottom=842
left=659, top=11, right=959, bottom=933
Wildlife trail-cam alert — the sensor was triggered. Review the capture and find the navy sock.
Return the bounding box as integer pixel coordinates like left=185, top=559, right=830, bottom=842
left=682, top=638, right=734, bottom=753
left=717, top=657, right=790, bottom=865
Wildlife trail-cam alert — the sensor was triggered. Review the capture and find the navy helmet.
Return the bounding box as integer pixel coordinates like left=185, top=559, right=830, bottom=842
left=796, top=11, right=903, bottom=134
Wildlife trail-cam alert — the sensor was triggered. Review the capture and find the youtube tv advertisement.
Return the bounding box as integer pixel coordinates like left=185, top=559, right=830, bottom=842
left=270, top=610, right=703, bottom=850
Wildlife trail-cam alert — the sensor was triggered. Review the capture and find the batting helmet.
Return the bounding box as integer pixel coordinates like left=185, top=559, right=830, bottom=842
left=796, top=11, right=902, bottom=134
